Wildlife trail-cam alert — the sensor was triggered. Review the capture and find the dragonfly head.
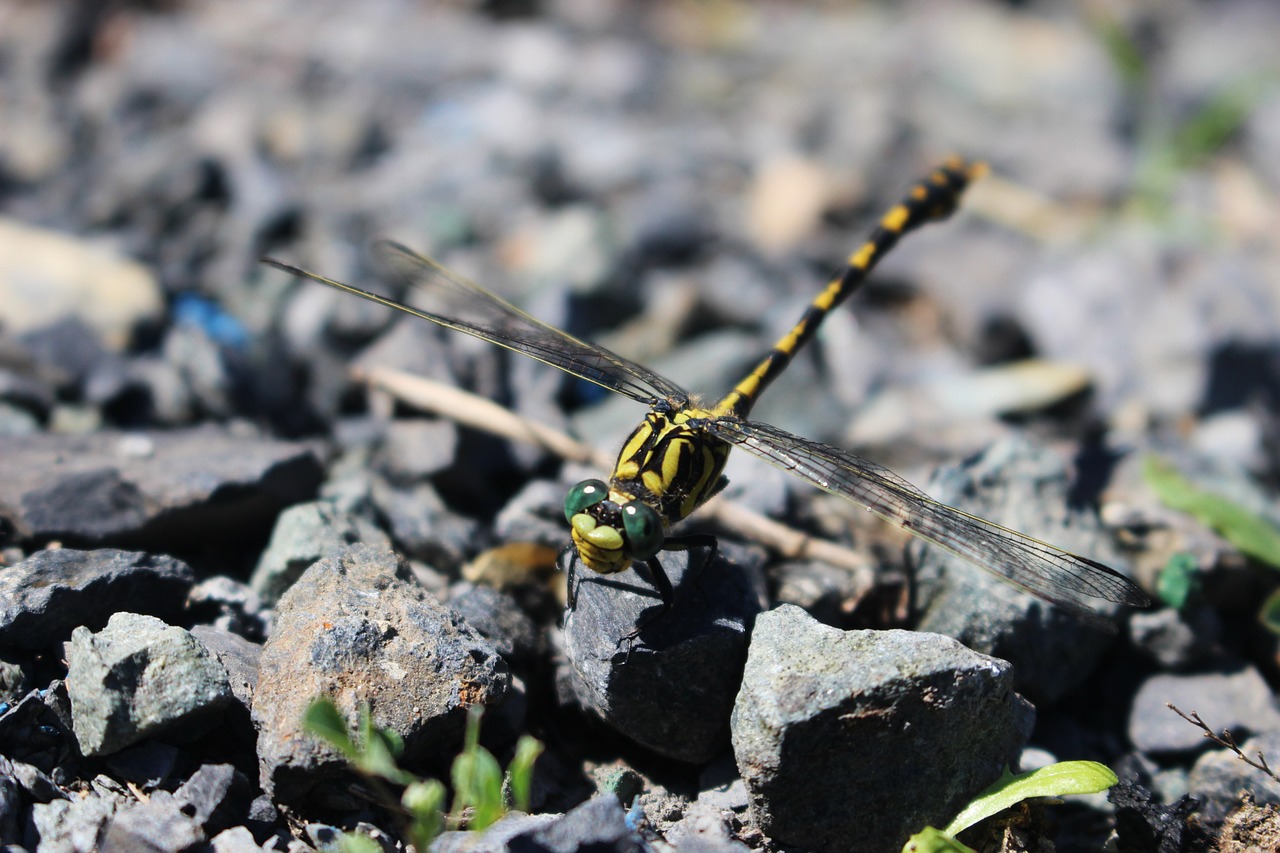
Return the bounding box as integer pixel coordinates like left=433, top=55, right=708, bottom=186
left=564, top=479, right=664, bottom=574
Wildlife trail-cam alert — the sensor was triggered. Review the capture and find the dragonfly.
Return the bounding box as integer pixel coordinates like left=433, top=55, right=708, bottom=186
left=264, top=157, right=1150, bottom=621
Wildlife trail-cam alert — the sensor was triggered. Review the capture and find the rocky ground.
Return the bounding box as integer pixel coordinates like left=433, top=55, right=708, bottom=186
left=2, top=0, right=1280, bottom=851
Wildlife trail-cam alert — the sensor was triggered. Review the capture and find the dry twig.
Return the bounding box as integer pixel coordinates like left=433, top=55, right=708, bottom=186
left=1167, top=703, right=1280, bottom=784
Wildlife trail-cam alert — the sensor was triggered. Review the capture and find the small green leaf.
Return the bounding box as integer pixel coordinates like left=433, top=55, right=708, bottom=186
left=508, top=735, right=544, bottom=813
left=336, top=832, right=384, bottom=853
left=403, top=779, right=446, bottom=847
left=1143, top=456, right=1280, bottom=569
left=1156, top=552, right=1200, bottom=610
left=1259, top=588, right=1280, bottom=636
left=942, top=761, right=1118, bottom=837
left=346, top=706, right=411, bottom=785
left=901, top=826, right=977, bottom=853
left=302, top=698, right=357, bottom=759
left=449, top=706, right=506, bottom=830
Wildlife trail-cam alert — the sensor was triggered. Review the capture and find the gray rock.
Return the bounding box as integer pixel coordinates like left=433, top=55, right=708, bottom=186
left=433, top=795, right=636, bottom=853
left=914, top=433, right=1136, bottom=703
left=174, top=763, right=250, bottom=836
left=0, top=425, right=322, bottom=546
left=448, top=582, right=541, bottom=663
left=190, top=626, right=263, bottom=711
left=187, top=576, right=268, bottom=641
left=771, top=559, right=866, bottom=628
left=0, top=549, right=194, bottom=651
left=492, top=479, right=572, bottom=551
left=1130, top=668, right=1280, bottom=755
left=374, top=417, right=459, bottom=481
left=100, top=790, right=207, bottom=852
left=563, top=542, right=763, bottom=764
left=731, top=605, right=1033, bottom=853
left=30, top=793, right=122, bottom=853
left=369, top=476, right=479, bottom=572
left=248, top=499, right=390, bottom=606
left=209, top=826, right=264, bottom=853
left=66, top=612, right=235, bottom=757
left=1187, top=730, right=1280, bottom=826
left=0, top=653, right=32, bottom=707
left=1129, top=605, right=1222, bottom=670
left=252, top=545, right=510, bottom=807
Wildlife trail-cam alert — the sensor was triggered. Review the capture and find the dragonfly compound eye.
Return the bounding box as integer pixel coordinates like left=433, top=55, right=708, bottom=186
left=564, top=479, right=610, bottom=522
left=621, top=502, right=663, bottom=560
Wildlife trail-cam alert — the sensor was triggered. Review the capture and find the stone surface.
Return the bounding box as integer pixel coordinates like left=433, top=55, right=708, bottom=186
left=190, top=626, right=263, bottom=712
left=914, top=433, right=1139, bottom=703
left=252, top=545, right=511, bottom=806
left=66, top=612, right=235, bottom=757
left=731, top=605, right=1034, bottom=852
left=563, top=542, right=763, bottom=764
left=248, top=499, right=390, bottom=605
left=0, top=425, right=323, bottom=547
left=434, top=795, right=635, bottom=853
left=1130, top=667, right=1280, bottom=755
left=0, top=548, right=194, bottom=651
left=1187, top=730, right=1280, bottom=826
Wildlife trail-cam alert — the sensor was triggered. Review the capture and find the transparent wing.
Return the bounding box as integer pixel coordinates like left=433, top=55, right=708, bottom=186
left=263, top=240, right=690, bottom=407
left=700, top=417, right=1151, bottom=617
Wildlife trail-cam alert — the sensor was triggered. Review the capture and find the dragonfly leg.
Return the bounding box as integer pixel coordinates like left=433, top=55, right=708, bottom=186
left=562, top=543, right=582, bottom=611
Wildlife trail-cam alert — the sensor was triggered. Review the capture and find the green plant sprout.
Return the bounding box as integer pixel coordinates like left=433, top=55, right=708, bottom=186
left=1087, top=8, right=1279, bottom=225
left=901, top=761, right=1120, bottom=852
left=303, top=698, right=543, bottom=851
left=1143, top=456, right=1280, bottom=568
left=1143, top=455, right=1280, bottom=633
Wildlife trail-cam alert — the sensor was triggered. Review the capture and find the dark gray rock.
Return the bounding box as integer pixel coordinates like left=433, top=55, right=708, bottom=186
left=448, top=582, right=541, bottom=664
left=1129, top=668, right=1280, bottom=755
left=370, top=478, right=479, bottom=573
left=18, top=318, right=135, bottom=409
left=913, top=433, right=1136, bottom=703
left=562, top=541, right=762, bottom=764
left=0, top=760, right=22, bottom=845
left=248, top=499, right=390, bottom=606
left=0, top=549, right=194, bottom=651
left=492, top=478, right=573, bottom=551
left=433, top=795, right=637, bottom=853
left=66, top=612, right=235, bottom=757
left=190, top=626, right=263, bottom=711
left=0, top=425, right=322, bottom=546
left=771, top=559, right=865, bottom=628
left=1187, top=730, right=1280, bottom=826
left=186, top=576, right=268, bottom=642
left=252, top=545, right=511, bottom=807
left=1129, top=605, right=1222, bottom=670
left=0, top=686, right=74, bottom=770
left=103, top=741, right=182, bottom=788
left=731, top=605, right=1034, bottom=853
left=174, top=763, right=251, bottom=836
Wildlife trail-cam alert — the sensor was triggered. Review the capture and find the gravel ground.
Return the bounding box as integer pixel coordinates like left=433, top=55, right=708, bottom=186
left=2, top=1, right=1280, bottom=851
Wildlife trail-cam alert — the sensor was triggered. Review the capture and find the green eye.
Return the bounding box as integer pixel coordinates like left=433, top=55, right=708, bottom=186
left=564, top=479, right=609, bottom=522
left=621, top=502, right=663, bottom=560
